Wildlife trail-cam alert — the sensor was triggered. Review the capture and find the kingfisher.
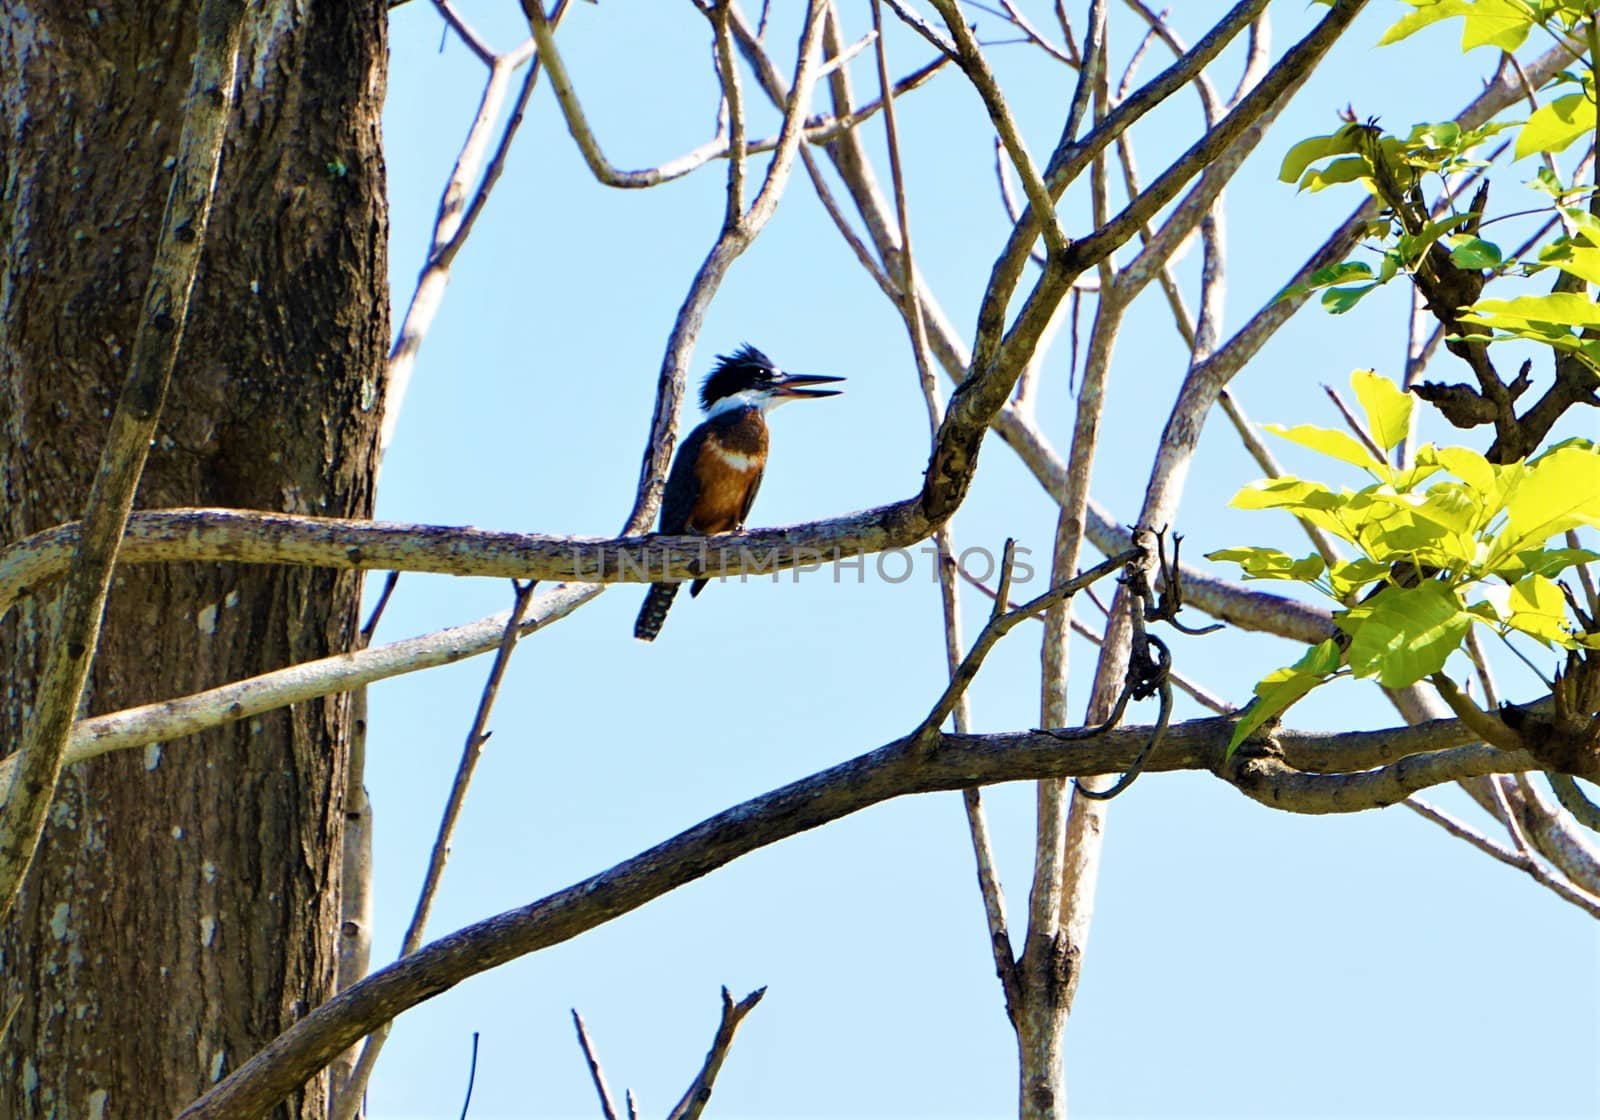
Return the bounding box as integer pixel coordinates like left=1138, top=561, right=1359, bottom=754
left=634, top=344, right=843, bottom=641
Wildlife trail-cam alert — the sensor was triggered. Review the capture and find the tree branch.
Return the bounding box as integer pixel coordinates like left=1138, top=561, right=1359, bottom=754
left=177, top=710, right=1537, bottom=1118
left=665, top=987, right=767, bottom=1120
left=0, top=503, right=935, bottom=619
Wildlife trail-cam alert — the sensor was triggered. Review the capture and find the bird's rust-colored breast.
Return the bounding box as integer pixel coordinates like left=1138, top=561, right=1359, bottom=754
left=689, top=413, right=768, bottom=534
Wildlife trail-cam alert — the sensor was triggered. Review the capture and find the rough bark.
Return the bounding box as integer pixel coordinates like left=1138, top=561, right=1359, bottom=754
left=0, top=4, right=387, bottom=1118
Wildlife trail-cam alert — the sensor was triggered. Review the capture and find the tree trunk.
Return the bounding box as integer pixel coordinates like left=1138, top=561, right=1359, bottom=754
left=0, top=5, right=387, bottom=1117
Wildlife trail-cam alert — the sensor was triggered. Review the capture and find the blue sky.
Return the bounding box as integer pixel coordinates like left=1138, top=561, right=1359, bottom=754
left=362, top=3, right=1598, bottom=1116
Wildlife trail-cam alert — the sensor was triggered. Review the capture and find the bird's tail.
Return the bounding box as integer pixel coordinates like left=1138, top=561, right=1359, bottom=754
left=634, top=582, right=683, bottom=641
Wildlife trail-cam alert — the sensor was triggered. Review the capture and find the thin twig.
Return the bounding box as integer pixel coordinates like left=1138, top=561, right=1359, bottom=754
left=361, top=571, right=402, bottom=641
left=665, top=987, right=767, bottom=1120
left=435, top=0, right=496, bottom=63
left=1321, top=383, right=1386, bottom=463
left=1430, top=672, right=1525, bottom=752
left=1404, top=797, right=1600, bottom=917
left=957, top=567, right=1231, bottom=713
left=915, top=549, right=1138, bottom=745
left=458, top=1032, right=480, bottom=1120
left=572, top=1011, right=622, bottom=1120
left=927, top=0, right=1069, bottom=256
left=331, top=581, right=540, bottom=1120
left=384, top=5, right=568, bottom=461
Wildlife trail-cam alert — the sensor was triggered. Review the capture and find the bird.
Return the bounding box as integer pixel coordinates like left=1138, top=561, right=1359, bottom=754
left=634, top=344, right=843, bottom=641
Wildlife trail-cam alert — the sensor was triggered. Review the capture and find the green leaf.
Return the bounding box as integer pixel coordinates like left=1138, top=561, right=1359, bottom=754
left=1279, top=129, right=1363, bottom=184
left=1343, top=581, right=1471, bottom=687
left=1538, top=241, right=1600, bottom=285
left=1504, top=546, right=1600, bottom=579
left=1396, top=212, right=1476, bottom=263
left=1350, top=369, right=1412, bottom=453
left=1431, top=444, right=1496, bottom=494
left=1226, top=639, right=1343, bottom=756
left=1230, top=477, right=1342, bottom=512
left=1504, top=573, right=1573, bottom=646
left=1462, top=292, right=1600, bottom=332
left=1448, top=236, right=1503, bottom=270
left=1517, top=92, right=1597, bottom=160
left=1500, top=443, right=1600, bottom=545
left=1309, top=261, right=1376, bottom=286
left=1459, top=0, right=1536, bottom=51
left=1300, top=156, right=1374, bottom=192
left=1264, top=423, right=1384, bottom=469
left=1327, top=557, right=1393, bottom=598
left=1228, top=477, right=1358, bottom=542
left=1379, top=0, right=1474, bottom=46
left=1407, top=120, right=1463, bottom=151
left=1321, top=284, right=1379, bottom=313
left=1205, top=547, right=1327, bottom=582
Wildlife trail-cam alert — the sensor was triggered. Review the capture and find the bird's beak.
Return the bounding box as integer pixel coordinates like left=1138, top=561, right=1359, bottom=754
left=772, top=373, right=845, bottom=400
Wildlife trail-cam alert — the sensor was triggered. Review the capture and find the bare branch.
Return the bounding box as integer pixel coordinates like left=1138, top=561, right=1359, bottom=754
left=572, top=1011, right=623, bottom=1120
left=332, top=582, right=540, bottom=1120
left=0, top=502, right=938, bottom=616
left=868, top=0, right=1024, bottom=1024
left=1404, top=797, right=1600, bottom=918
left=434, top=0, right=497, bottom=64
left=928, top=0, right=1070, bottom=256
left=917, top=550, right=1139, bottom=744
left=1062, top=0, right=1365, bottom=278
left=177, top=712, right=1540, bottom=1118
left=665, top=987, right=767, bottom=1120
left=385, top=6, right=563, bottom=459
left=1547, top=772, right=1600, bottom=833
left=0, top=584, right=598, bottom=796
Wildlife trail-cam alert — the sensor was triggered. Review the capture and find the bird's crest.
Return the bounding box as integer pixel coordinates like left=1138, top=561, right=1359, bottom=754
left=700, top=343, right=778, bottom=411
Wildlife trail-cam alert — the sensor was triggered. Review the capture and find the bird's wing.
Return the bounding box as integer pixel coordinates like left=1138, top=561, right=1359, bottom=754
left=735, top=464, right=765, bottom=529
left=657, top=425, right=707, bottom=534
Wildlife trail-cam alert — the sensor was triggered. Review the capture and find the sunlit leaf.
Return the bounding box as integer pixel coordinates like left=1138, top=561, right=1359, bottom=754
left=1328, top=557, right=1393, bottom=597
left=1301, top=156, right=1374, bottom=192
left=1310, top=261, right=1376, bottom=286
left=1397, top=212, right=1475, bottom=263
left=1500, top=443, right=1600, bottom=545
left=1230, top=477, right=1341, bottom=511
left=1431, top=444, right=1495, bottom=493
left=1538, top=241, right=1600, bottom=285
left=1205, top=547, right=1327, bottom=582
left=1226, top=639, right=1343, bottom=756
left=1264, top=423, right=1384, bottom=469
left=1504, top=573, right=1573, bottom=646
left=1279, top=131, right=1362, bottom=184
left=1407, top=120, right=1463, bottom=150
left=1462, top=292, right=1600, bottom=331
left=1467, top=586, right=1510, bottom=623
left=1343, top=581, right=1471, bottom=687
left=1379, top=0, right=1474, bottom=46
left=1350, top=369, right=1412, bottom=453
left=1517, top=92, right=1597, bottom=159
left=1459, top=0, right=1536, bottom=52
left=1504, top=546, right=1600, bottom=579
